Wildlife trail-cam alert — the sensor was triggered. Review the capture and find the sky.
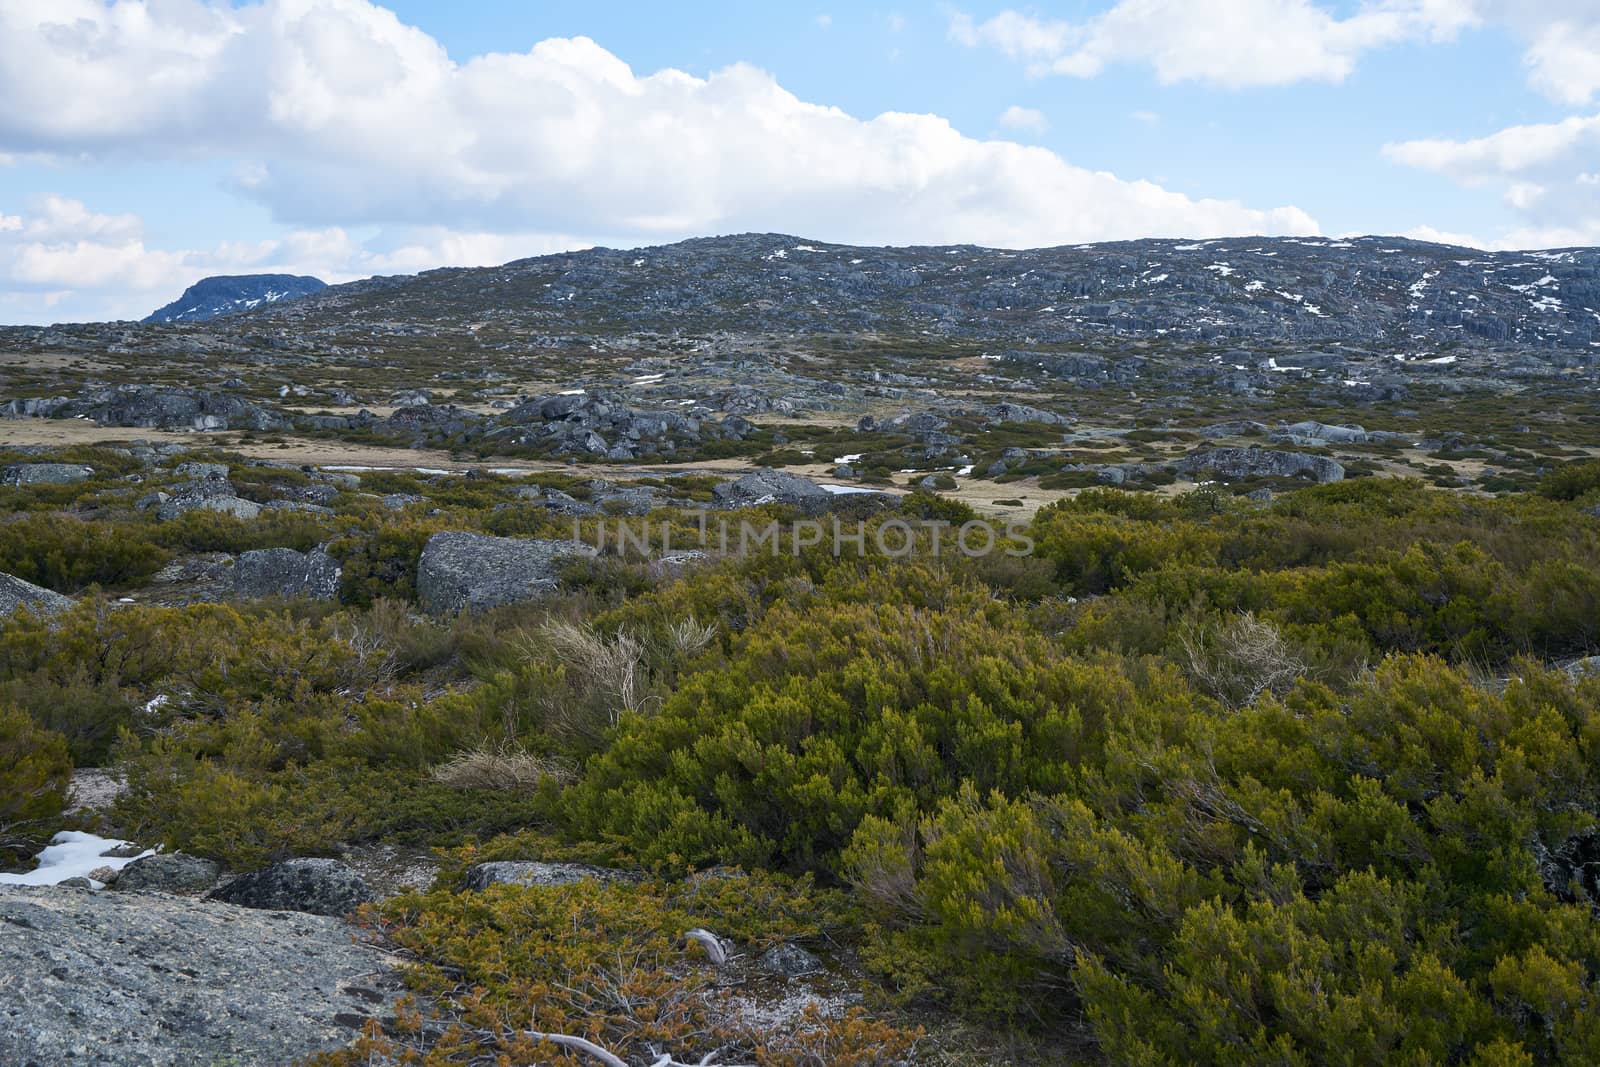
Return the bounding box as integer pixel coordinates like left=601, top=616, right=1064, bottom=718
left=1, top=1, right=1598, bottom=324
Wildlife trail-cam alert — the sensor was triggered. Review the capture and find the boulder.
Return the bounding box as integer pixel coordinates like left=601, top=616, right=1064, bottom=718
left=758, top=942, right=824, bottom=978
left=1175, top=447, right=1344, bottom=484
left=1, top=463, right=93, bottom=486
left=230, top=548, right=342, bottom=601
left=1281, top=420, right=1368, bottom=444
left=151, top=477, right=262, bottom=521
left=985, top=402, right=1069, bottom=426
left=416, top=531, right=597, bottom=616
left=206, top=858, right=373, bottom=917
left=0, top=885, right=391, bottom=1066
left=113, top=852, right=222, bottom=894
left=0, top=572, right=72, bottom=618
left=462, top=861, right=637, bottom=891
left=75, top=384, right=288, bottom=432
left=711, top=467, right=831, bottom=511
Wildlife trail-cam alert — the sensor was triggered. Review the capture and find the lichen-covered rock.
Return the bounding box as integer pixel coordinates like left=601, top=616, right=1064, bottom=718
left=0, top=885, right=390, bottom=1066
left=150, top=477, right=262, bottom=521
left=711, top=467, right=831, bottom=510
left=1, top=462, right=93, bottom=486
left=206, top=858, right=372, bottom=917
left=113, top=852, right=222, bottom=895
left=758, top=942, right=824, bottom=978
left=73, top=384, right=288, bottom=432
left=0, top=571, right=72, bottom=618
left=462, top=860, right=638, bottom=891
left=1176, top=447, right=1345, bottom=484
left=230, top=547, right=341, bottom=601
left=416, top=531, right=597, bottom=616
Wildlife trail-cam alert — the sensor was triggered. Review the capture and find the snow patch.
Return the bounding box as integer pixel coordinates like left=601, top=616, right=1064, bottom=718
left=0, top=831, right=154, bottom=888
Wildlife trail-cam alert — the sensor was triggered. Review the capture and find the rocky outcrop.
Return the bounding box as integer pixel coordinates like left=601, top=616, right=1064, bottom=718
left=0, top=885, right=391, bottom=1067
left=113, top=852, right=222, bottom=894
left=1279, top=420, right=1368, bottom=444
left=985, top=401, right=1069, bottom=426
left=416, top=531, right=597, bottom=616
left=230, top=547, right=342, bottom=601
left=2, top=463, right=93, bottom=486
left=206, top=858, right=373, bottom=917
left=711, top=467, right=831, bottom=510
left=71, top=385, right=288, bottom=432
left=145, top=475, right=262, bottom=522
left=481, top=390, right=750, bottom=461
left=1176, top=447, right=1345, bottom=484
left=462, top=860, right=638, bottom=890
left=0, top=572, right=72, bottom=618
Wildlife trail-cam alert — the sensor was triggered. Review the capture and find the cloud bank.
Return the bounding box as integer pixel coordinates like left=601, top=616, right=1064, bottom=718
left=0, top=0, right=1319, bottom=322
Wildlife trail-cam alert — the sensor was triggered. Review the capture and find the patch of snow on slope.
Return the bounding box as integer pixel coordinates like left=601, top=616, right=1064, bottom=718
left=0, top=832, right=154, bottom=887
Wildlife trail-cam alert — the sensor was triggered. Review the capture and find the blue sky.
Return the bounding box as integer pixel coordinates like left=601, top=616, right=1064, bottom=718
left=2, top=0, right=1598, bottom=323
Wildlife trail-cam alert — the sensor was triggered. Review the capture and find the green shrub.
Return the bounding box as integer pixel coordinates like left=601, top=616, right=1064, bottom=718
left=0, top=704, right=72, bottom=853
left=0, top=514, right=169, bottom=592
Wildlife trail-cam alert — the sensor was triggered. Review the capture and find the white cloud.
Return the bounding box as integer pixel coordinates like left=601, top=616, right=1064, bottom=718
left=0, top=194, right=604, bottom=324
left=948, top=1, right=1477, bottom=87
left=816, top=13, right=833, bottom=29
left=0, top=0, right=1317, bottom=258
left=1385, top=113, right=1600, bottom=248
left=997, top=105, right=1048, bottom=134
left=1384, top=114, right=1600, bottom=179
left=1518, top=18, right=1600, bottom=106
left=948, top=2, right=1600, bottom=109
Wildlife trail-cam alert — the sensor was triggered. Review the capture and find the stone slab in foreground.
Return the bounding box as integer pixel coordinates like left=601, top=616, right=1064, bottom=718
left=0, top=885, right=393, bottom=1067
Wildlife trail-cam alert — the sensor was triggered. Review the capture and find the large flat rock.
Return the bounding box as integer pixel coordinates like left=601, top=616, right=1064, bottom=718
left=0, top=885, right=394, bottom=1067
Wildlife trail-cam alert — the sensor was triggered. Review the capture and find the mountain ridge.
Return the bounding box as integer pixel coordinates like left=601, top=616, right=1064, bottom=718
left=237, top=232, right=1600, bottom=352
left=143, top=274, right=328, bottom=324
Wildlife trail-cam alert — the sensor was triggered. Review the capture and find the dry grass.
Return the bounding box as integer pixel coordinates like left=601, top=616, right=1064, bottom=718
left=429, top=743, right=574, bottom=792
left=1180, top=611, right=1307, bottom=709
left=662, top=615, right=718, bottom=660
left=538, top=619, right=652, bottom=720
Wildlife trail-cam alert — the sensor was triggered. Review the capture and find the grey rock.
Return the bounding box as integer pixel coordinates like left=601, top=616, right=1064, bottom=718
left=758, top=942, right=824, bottom=978
left=72, top=384, right=288, bottom=432
left=1281, top=420, right=1368, bottom=444
left=0, top=572, right=72, bottom=618
left=0, top=884, right=389, bottom=1067
left=462, top=860, right=637, bottom=891
left=207, top=858, right=373, bottom=917
left=230, top=548, right=342, bottom=601
left=173, top=461, right=230, bottom=479
left=113, top=852, right=222, bottom=894
left=1564, top=656, right=1600, bottom=678
left=416, top=531, right=598, bottom=616
left=712, top=467, right=830, bottom=510
left=152, top=477, right=262, bottom=521
left=1176, top=447, right=1345, bottom=484
left=1, top=463, right=93, bottom=486
left=985, top=401, right=1068, bottom=426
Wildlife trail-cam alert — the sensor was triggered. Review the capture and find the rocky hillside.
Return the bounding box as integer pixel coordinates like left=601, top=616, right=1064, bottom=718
left=252, top=233, right=1600, bottom=349
left=143, top=273, right=327, bottom=324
